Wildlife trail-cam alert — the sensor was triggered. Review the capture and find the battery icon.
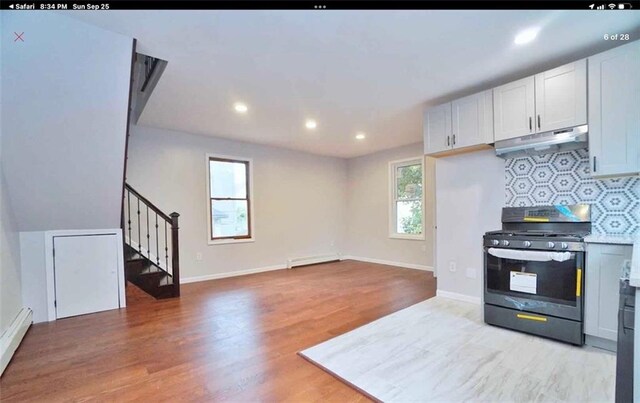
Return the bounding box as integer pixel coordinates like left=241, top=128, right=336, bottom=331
left=618, top=3, right=632, bottom=8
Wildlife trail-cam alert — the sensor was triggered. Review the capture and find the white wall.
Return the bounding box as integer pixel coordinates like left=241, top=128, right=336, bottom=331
left=0, top=162, right=23, bottom=333
left=19, top=232, right=47, bottom=323
left=1, top=11, right=132, bottom=231
left=0, top=30, right=23, bottom=332
left=127, top=125, right=348, bottom=280
left=435, top=149, right=504, bottom=301
left=346, top=144, right=435, bottom=269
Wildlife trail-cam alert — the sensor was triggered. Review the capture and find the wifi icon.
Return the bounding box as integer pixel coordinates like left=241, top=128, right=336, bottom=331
left=608, top=3, right=617, bottom=8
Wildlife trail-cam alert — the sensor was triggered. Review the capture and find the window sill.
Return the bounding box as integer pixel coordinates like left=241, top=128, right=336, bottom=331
left=208, top=238, right=255, bottom=246
left=389, top=234, right=425, bottom=241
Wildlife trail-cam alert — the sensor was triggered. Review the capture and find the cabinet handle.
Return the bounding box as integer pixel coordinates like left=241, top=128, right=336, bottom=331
left=452, top=134, right=456, bottom=145
left=529, top=117, right=532, bottom=132
left=621, top=297, right=628, bottom=334
left=447, top=135, right=450, bottom=147
left=537, top=115, right=541, bottom=129
left=593, top=156, right=597, bottom=172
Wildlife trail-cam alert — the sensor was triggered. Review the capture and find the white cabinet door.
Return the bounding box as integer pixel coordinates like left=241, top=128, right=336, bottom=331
left=424, top=103, right=452, bottom=154
left=535, top=59, right=587, bottom=132
left=54, top=234, right=121, bottom=319
left=451, top=90, right=494, bottom=149
left=588, top=40, right=640, bottom=178
left=585, top=244, right=633, bottom=341
left=493, top=76, right=535, bottom=141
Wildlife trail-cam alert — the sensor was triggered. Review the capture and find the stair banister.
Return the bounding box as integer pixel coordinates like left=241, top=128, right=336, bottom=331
left=123, top=183, right=180, bottom=298
left=170, top=212, right=180, bottom=297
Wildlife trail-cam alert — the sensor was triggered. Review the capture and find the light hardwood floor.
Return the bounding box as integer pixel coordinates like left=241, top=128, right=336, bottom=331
left=0, top=260, right=435, bottom=402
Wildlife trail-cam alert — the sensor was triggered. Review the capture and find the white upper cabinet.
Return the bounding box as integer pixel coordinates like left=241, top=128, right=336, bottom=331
left=424, top=91, right=494, bottom=155
left=493, top=76, right=536, bottom=141
left=588, top=40, right=640, bottom=178
left=451, top=90, right=494, bottom=149
left=424, top=102, right=452, bottom=154
left=493, top=61, right=587, bottom=142
left=535, top=60, right=587, bottom=132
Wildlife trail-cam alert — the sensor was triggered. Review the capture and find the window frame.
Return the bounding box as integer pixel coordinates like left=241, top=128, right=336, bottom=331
left=388, top=157, right=425, bottom=241
left=206, top=154, right=255, bottom=245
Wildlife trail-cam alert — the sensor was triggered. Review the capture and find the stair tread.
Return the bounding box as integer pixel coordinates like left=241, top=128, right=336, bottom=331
left=126, top=257, right=148, bottom=263
left=138, top=269, right=169, bottom=277
left=125, top=236, right=177, bottom=299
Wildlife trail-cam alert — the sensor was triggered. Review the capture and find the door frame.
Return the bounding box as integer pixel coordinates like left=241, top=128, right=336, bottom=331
left=44, top=229, right=126, bottom=321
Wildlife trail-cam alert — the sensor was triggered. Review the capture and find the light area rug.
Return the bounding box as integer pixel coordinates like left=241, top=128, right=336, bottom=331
left=299, top=296, right=615, bottom=402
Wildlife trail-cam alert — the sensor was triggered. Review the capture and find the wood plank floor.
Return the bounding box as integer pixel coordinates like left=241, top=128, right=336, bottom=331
left=0, top=260, right=435, bottom=402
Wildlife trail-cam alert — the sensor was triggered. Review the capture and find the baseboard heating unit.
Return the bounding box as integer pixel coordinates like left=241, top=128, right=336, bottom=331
left=287, top=254, right=341, bottom=269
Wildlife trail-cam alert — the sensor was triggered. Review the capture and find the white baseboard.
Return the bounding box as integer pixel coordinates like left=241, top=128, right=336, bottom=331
left=1, top=308, right=32, bottom=376
left=342, top=255, right=433, bottom=272
left=436, top=290, right=482, bottom=305
left=181, top=255, right=433, bottom=285
left=181, top=264, right=287, bottom=284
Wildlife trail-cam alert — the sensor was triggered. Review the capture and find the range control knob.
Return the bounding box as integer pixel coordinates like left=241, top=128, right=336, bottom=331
left=560, top=242, right=569, bottom=250
left=491, top=239, right=500, bottom=246
left=522, top=241, right=532, bottom=248
left=502, top=240, right=510, bottom=246
left=547, top=242, right=555, bottom=248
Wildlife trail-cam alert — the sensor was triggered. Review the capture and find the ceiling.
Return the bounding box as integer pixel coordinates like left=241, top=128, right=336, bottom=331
left=66, top=11, right=640, bottom=158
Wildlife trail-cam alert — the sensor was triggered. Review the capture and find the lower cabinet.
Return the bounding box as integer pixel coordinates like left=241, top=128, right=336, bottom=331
left=585, top=243, right=633, bottom=346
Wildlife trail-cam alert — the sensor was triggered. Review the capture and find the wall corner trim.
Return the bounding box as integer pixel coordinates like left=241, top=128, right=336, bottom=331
left=341, top=256, right=433, bottom=272
left=0, top=308, right=33, bottom=376
left=436, top=289, right=482, bottom=305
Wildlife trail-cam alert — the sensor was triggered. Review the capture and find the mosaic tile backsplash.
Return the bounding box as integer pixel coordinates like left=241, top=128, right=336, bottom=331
left=505, top=148, right=640, bottom=236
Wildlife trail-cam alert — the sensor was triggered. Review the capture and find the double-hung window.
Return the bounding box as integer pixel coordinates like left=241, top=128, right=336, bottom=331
left=389, top=157, right=424, bottom=240
left=207, top=155, right=253, bottom=243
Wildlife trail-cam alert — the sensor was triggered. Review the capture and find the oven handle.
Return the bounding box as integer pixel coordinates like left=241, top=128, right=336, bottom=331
left=487, top=248, right=574, bottom=262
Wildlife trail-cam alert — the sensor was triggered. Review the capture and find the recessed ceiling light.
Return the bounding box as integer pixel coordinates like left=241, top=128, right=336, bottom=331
left=234, top=102, right=248, bottom=113
left=355, top=132, right=366, bottom=140
left=305, top=119, right=317, bottom=130
left=514, top=28, right=540, bottom=45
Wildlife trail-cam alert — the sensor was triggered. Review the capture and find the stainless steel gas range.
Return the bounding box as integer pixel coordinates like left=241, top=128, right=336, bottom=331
left=483, top=204, right=591, bottom=345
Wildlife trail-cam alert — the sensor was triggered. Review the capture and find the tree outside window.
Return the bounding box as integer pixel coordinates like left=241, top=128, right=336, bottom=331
left=390, top=158, right=424, bottom=239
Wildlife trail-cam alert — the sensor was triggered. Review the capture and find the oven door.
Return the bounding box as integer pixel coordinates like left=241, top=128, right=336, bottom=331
left=484, top=247, right=584, bottom=321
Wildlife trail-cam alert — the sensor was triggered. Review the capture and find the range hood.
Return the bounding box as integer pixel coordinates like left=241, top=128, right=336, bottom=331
left=494, top=125, right=588, bottom=159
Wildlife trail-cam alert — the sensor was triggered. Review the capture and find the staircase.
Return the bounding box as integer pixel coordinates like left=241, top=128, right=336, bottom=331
left=122, top=183, right=180, bottom=299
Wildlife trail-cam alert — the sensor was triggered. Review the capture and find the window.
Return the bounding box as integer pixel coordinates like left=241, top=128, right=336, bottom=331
left=389, top=158, right=424, bottom=240
left=207, top=155, right=253, bottom=244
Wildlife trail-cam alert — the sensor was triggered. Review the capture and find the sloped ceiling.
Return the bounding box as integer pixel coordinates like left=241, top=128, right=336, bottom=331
left=67, top=10, right=640, bottom=158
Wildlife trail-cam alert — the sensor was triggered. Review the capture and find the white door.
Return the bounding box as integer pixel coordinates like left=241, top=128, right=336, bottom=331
left=54, top=234, right=121, bottom=319
left=423, top=103, right=452, bottom=154
left=451, top=90, right=493, bottom=149
left=535, top=60, right=587, bottom=133
left=493, top=76, right=535, bottom=141
left=588, top=40, right=640, bottom=178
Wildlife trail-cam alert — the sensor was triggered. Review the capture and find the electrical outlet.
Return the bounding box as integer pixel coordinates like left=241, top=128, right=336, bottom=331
left=465, top=267, right=477, bottom=279
left=449, top=261, right=456, bottom=272
left=196, top=252, right=203, bottom=262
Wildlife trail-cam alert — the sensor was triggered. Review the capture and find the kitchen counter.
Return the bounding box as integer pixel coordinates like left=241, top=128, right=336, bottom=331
left=584, top=234, right=636, bottom=245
